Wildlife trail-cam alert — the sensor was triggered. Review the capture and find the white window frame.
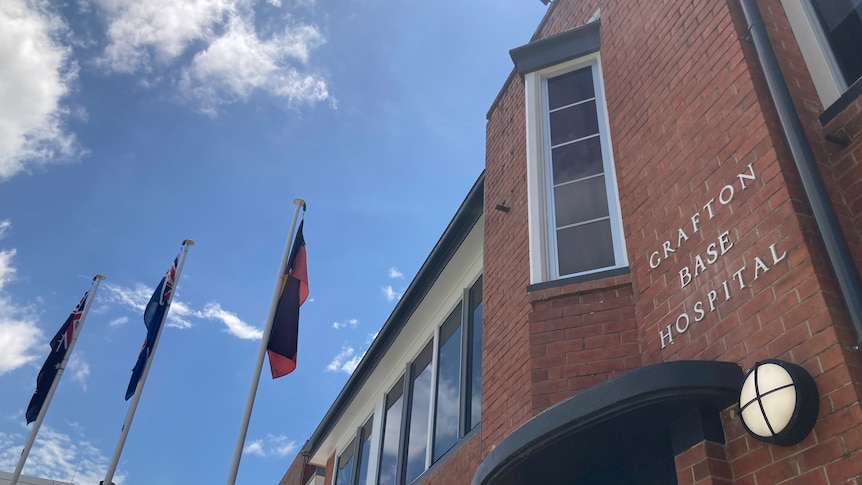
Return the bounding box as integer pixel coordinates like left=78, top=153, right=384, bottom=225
left=525, top=54, right=627, bottom=284
left=781, top=0, right=856, bottom=107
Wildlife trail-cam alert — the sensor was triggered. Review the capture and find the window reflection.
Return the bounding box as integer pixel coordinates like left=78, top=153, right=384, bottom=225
left=378, top=380, right=403, bottom=485
left=405, top=343, right=433, bottom=484
left=433, top=304, right=462, bottom=462
left=336, top=437, right=355, bottom=485
left=356, top=417, right=373, bottom=485
left=469, top=277, right=483, bottom=429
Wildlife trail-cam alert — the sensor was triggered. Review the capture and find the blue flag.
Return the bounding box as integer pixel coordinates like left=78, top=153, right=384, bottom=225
left=26, top=289, right=89, bottom=423
left=126, top=255, right=178, bottom=400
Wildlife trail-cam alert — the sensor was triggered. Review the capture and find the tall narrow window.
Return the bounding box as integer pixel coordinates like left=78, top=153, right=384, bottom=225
left=355, top=417, right=373, bottom=485
left=467, top=276, right=483, bottom=430
left=432, top=304, right=463, bottom=461
left=545, top=65, right=617, bottom=277
left=405, top=343, right=433, bottom=484
left=335, top=437, right=356, bottom=485
left=808, top=0, right=862, bottom=86
left=514, top=22, right=627, bottom=284
left=378, top=380, right=403, bottom=485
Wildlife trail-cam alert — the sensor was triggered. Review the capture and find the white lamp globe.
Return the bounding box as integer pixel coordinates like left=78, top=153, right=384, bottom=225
left=738, top=360, right=819, bottom=446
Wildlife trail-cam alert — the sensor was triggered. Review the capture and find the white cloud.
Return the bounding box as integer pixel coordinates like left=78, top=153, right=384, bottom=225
left=243, top=439, right=265, bottom=456
left=179, top=16, right=328, bottom=115
left=382, top=285, right=403, bottom=303
left=0, top=425, right=125, bottom=484
left=388, top=267, right=403, bottom=279
left=0, top=220, right=10, bottom=238
left=0, top=248, right=17, bottom=289
left=93, top=0, right=329, bottom=115
left=164, top=299, right=194, bottom=329
left=67, top=351, right=90, bottom=391
left=96, top=0, right=232, bottom=73
left=101, top=282, right=151, bottom=314
left=100, top=282, right=261, bottom=339
left=332, top=318, right=357, bottom=330
left=108, top=315, right=129, bottom=326
left=243, top=434, right=297, bottom=458
left=0, top=0, right=83, bottom=180
left=201, top=302, right=262, bottom=340
left=0, top=245, right=44, bottom=375
left=326, top=345, right=362, bottom=374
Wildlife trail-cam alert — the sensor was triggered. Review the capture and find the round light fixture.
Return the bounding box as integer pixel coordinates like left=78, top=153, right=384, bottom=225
left=739, top=359, right=819, bottom=446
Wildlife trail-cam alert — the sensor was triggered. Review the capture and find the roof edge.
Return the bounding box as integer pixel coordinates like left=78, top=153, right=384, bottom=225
left=302, top=171, right=486, bottom=459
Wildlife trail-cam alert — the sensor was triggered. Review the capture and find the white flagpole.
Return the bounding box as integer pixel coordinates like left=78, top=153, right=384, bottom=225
left=10, top=275, right=105, bottom=485
left=226, top=198, right=305, bottom=485
left=102, top=240, right=194, bottom=485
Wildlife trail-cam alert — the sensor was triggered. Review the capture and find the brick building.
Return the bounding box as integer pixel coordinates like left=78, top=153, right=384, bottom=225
left=282, top=0, right=862, bottom=483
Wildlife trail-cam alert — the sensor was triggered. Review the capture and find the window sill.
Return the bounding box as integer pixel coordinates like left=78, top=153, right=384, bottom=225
left=820, top=76, right=862, bottom=127
left=527, top=267, right=631, bottom=302
left=415, top=424, right=481, bottom=483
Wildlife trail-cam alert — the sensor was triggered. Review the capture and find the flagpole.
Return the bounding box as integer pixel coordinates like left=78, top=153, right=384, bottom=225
left=227, top=198, right=305, bottom=485
left=10, top=275, right=105, bottom=485
left=102, top=240, right=193, bottom=485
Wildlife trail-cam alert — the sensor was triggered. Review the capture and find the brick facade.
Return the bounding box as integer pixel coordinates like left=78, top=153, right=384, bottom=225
left=482, top=0, right=862, bottom=482
left=283, top=0, right=862, bottom=483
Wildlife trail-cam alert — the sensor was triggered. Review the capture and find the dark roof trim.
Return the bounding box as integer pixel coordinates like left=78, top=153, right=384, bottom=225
left=509, top=20, right=601, bottom=76
left=302, top=172, right=485, bottom=459
left=472, top=360, right=744, bottom=485
left=819, top=76, right=862, bottom=126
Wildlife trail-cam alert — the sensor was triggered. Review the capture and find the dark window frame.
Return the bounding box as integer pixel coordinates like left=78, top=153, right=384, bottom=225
left=431, top=276, right=484, bottom=463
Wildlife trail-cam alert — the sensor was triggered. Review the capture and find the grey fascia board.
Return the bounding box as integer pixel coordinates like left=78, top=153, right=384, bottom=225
left=510, top=20, right=601, bottom=76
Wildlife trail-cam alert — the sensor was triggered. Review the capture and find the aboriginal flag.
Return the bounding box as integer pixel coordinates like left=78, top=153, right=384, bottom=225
left=266, top=220, right=308, bottom=378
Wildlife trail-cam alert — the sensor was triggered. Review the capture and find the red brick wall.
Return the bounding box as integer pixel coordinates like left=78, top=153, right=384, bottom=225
left=482, top=0, right=862, bottom=483
left=325, top=453, right=335, bottom=485
left=755, top=0, right=862, bottom=280
left=278, top=457, right=317, bottom=485
left=675, top=441, right=733, bottom=485
left=419, top=431, right=482, bottom=485
left=481, top=68, right=533, bottom=454
left=481, top=0, right=599, bottom=458
left=528, top=274, right=639, bottom=412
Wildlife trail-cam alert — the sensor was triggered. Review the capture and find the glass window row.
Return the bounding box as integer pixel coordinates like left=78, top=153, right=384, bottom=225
left=336, top=276, right=483, bottom=485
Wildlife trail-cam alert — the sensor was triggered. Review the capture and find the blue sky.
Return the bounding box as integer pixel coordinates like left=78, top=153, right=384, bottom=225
left=0, top=1, right=547, bottom=483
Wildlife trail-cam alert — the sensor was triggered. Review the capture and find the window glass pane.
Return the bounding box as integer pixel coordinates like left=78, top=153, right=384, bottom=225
left=468, top=277, right=483, bottom=430
left=557, top=219, right=615, bottom=276
left=553, top=175, right=610, bottom=228
left=378, top=381, right=403, bottom=485
left=356, top=418, right=373, bottom=485
left=552, top=136, right=603, bottom=185
left=548, top=66, right=594, bottom=110
left=336, top=438, right=356, bottom=485
left=433, top=305, right=462, bottom=462
left=405, top=344, right=433, bottom=484
left=549, top=100, right=599, bottom=146
left=810, top=0, right=862, bottom=84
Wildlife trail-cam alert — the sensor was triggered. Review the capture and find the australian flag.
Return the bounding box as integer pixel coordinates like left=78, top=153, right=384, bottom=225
left=26, top=289, right=90, bottom=424
left=125, top=254, right=178, bottom=400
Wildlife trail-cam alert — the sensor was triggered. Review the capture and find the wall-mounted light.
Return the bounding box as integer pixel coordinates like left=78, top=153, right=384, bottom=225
left=739, top=359, right=819, bottom=446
